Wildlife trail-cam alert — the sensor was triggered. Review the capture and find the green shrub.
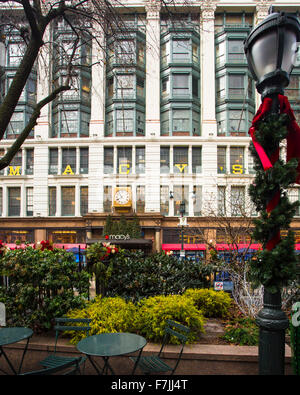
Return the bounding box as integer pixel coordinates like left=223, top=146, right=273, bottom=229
left=221, top=316, right=259, bottom=346
left=107, top=251, right=214, bottom=301
left=184, top=288, right=232, bottom=318
left=0, top=246, right=90, bottom=331
left=134, top=294, right=205, bottom=344
left=66, top=296, right=138, bottom=344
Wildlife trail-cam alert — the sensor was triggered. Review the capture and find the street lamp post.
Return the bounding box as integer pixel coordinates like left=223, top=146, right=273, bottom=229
left=179, top=201, right=186, bottom=259
left=244, top=9, right=300, bottom=375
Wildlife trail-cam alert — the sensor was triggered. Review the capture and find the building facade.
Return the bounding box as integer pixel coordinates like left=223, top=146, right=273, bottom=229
left=1, top=0, right=300, bottom=255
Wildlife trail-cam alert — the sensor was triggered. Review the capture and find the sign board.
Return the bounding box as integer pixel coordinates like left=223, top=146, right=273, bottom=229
left=214, top=282, right=224, bottom=291
left=180, top=250, right=185, bottom=258
left=179, top=217, right=188, bottom=226
left=214, top=281, right=233, bottom=292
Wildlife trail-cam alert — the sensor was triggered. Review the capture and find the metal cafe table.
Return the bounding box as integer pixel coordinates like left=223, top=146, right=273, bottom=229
left=76, top=333, right=147, bottom=375
left=0, top=327, right=33, bottom=374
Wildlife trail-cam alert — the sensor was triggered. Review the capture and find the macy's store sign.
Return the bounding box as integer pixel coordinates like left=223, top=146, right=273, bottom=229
left=105, top=234, right=131, bottom=241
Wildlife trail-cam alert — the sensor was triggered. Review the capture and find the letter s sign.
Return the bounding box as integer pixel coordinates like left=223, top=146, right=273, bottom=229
left=292, top=302, right=300, bottom=327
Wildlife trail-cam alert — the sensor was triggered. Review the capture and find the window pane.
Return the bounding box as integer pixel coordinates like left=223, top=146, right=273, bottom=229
left=174, top=185, right=189, bottom=216
left=137, top=111, right=145, bottom=136
left=8, top=187, right=21, bottom=216
left=80, top=186, right=88, bottom=216
left=49, top=148, right=58, bottom=174
left=116, top=109, right=134, bottom=133
left=104, top=147, right=114, bottom=174
left=116, top=74, right=135, bottom=98
left=10, top=150, right=22, bottom=168
left=162, top=77, right=169, bottom=98
left=26, top=149, right=34, bottom=175
left=7, top=112, right=23, bottom=137
left=173, top=109, right=189, bottom=132
left=173, top=39, right=190, bottom=62
left=192, top=147, right=202, bottom=173
left=117, top=147, right=132, bottom=174
left=228, top=75, right=244, bottom=98
left=160, top=186, right=169, bottom=215
left=160, top=147, right=170, bottom=173
left=193, top=185, right=202, bottom=216
left=62, top=148, right=76, bottom=174
left=217, top=147, right=226, bottom=173
left=61, top=186, right=75, bottom=216
left=217, top=111, right=226, bottom=135
left=231, top=186, right=245, bottom=216
left=80, top=148, right=88, bottom=174
left=173, top=74, right=189, bottom=96
left=173, top=147, right=188, bottom=173
left=216, top=41, right=225, bottom=65
left=49, top=187, right=56, bottom=216
left=230, top=147, right=244, bottom=174
left=115, top=40, right=135, bottom=64
left=136, top=185, right=145, bottom=213
left=228, top=40, right=245, bottom=63
left=161, top=111, right=169, bottom=136
left=61, top=110, right=78, bottom=135
left=8, top=42, right=25, bottom=66
left=229, top=110, right=245, bottom=132
left=218, top=186, right=226, bottom=216
left=26, top=187, right=33, bottom=216
left=136, top=147, right=145, bottom=174
left=103, top=186, right=112, bottom=213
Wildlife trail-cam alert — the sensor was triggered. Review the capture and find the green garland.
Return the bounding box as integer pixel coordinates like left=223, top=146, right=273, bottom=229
left=248, top=113, right=299, bottom=293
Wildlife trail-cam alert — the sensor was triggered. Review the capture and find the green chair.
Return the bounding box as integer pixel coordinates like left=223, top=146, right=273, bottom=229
left=130, top=319, right=190, bottom=375
left=39, top=317, right=91, bottom=373
left=21, top=358, right=81, bottom=375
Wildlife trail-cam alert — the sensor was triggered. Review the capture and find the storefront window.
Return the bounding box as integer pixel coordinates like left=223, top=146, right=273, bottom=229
left=61, top=186, right=75, bottom=216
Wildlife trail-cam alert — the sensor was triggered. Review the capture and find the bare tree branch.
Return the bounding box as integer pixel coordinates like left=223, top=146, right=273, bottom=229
left=0, top=84, right=70, bottom=170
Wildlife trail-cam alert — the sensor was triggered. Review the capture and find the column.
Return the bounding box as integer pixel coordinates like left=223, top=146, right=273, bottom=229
left=33, top=145, right=49, bottom=216
left=35, top=25, right=51, bottom=140
left=145, top=0, right=161, bottom=138
left=200, top=2, right=217, bottom=138
left=89, top=20, right=106, bottom=138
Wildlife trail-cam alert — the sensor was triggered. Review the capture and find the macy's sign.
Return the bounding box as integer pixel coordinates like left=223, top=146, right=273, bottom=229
left=105, top=234, right=131, bottom=240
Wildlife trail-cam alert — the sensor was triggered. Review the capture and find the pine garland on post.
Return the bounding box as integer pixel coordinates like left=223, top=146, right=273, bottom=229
left=248, top=111, right=299, bottom=293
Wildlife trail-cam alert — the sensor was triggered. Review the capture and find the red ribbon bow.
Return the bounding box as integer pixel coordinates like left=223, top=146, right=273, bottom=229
left=248, top=94, right=300, bottom=251
left=249, top=94, right=300, bottom=183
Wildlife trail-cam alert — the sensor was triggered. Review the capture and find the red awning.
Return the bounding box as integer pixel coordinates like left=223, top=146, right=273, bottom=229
left=53, top=243, right=86, bottom=250
left=162, top=243, right=206, bottom=251
left=3, top=243, right=86, bottom=250
left=215, top=243, right=261, bottom=251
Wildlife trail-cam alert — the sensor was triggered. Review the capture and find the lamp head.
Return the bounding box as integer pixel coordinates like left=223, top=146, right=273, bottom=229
left=244, top=11, right=300, bottom=99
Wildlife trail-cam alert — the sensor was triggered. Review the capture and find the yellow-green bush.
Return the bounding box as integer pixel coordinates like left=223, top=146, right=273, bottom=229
left=133, top=294, right=205, bottom=344
left=65, top=296, right=137, bottom=344
left=184, top=288, right=232, bottom=318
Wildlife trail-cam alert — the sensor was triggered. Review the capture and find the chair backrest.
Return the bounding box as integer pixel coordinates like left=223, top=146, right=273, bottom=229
left=54, top=317, right=91, bottom=352
left=159, top=319, right=190, bottom=374
left=21, top=358, right=80, bottom=375
left=164, top=320, right=190, bottom=345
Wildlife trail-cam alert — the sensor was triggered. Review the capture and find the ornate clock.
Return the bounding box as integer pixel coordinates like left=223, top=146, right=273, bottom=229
left=113, top=187, right=132, bottom=208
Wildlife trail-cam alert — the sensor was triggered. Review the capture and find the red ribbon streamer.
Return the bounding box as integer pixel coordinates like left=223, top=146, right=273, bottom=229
left=249, top=94, right=300, bottom=251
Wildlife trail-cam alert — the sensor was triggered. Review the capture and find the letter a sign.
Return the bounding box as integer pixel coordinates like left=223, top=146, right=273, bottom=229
left=63, top=165, right=74, bottom=175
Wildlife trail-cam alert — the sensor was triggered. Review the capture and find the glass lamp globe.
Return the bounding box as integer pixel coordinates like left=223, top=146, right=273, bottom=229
left=244, top=11, right=300, bottom=98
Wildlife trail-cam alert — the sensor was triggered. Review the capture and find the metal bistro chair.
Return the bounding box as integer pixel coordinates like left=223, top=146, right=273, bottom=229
left=21, top=358, right=81, bottom=375
left=131, top=319, right=190, bottom=375
left=39, top=317, right=91, bottom=373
